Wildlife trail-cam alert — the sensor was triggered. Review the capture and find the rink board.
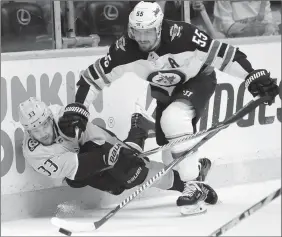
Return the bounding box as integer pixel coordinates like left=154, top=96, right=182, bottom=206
left=1, top=39, right=281, bottom=221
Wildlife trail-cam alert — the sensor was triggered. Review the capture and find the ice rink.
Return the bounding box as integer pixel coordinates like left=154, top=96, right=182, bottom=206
left=2, top=179, right=280, bottom=236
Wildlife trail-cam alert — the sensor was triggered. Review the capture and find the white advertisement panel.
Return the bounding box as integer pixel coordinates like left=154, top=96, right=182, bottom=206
left=1, top=42, right=281, bottom=195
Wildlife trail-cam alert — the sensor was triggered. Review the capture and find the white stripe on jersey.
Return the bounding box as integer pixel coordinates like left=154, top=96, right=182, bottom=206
left=94, top=59, right=112, bottom=85
left=222, top=46, right=237, bottom=73
left=82, top=70, right=102, bottom=92
left=204, top=40, right=223, bottom=71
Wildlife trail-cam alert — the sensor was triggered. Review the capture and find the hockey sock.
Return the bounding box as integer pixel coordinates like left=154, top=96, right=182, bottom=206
left=168, top=170, right=185, bottom=192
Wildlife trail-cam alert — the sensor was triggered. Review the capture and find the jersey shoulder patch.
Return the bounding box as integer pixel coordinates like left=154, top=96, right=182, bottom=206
left=169, top=23, right=184, bottom=42
left=115, top=35, right=127, bottom=52
left=27, top=138, right=40, bottom=152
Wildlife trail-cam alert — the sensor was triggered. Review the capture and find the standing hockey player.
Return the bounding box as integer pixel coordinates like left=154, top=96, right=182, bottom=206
left=18, top=97, right=218, bottom=205
left=58, top=2, right=279, bottom=215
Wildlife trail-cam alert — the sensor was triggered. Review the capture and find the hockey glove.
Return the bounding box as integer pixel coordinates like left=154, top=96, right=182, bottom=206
left=58, top=102, right=90, bottom=139
left=105, top=143, right=149, bottom=189
left=245, top=69, right=279, bottom=105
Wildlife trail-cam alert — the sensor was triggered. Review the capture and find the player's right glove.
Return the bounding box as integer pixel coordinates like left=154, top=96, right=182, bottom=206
left=245, top=69, right=279, bottom=105
left=58, top=102, right=90, bottom=139
left=104, top=143, right=149, bottom=189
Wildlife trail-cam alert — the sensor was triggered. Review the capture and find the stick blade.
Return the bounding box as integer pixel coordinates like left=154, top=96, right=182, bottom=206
left=51, top=217, right=96, bottom=234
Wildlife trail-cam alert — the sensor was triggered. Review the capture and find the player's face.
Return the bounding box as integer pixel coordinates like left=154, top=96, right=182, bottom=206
left=131, top=28, right=158, bottom=51
left=29, top=118, right=55, bottom=145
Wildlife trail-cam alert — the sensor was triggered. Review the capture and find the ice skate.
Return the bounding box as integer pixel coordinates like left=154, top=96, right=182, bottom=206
left=132, top=101, right=156, bottom=137
left=124, top=102, right=156, bottom=152
left=196, top=158, right=212, bottom=182
left=176, top=181, right=218, bottom=216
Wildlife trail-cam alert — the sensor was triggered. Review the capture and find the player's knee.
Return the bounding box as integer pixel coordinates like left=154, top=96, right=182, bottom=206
left=177, top=152, right=199, bottom=181
left=162, top=149, right=174, bottom=165
left=160, top=99, right=195, bottom=139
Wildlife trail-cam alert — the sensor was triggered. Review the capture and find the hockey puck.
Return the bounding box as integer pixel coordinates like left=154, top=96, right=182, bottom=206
left=59, top=228, right=72, bottom=236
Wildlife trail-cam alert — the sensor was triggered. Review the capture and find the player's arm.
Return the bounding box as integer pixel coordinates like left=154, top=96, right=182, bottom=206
left=58, top=36, right=138, bottom=138
left=76, top=36, right=137, bottom=109
left=77, top=123, right=148, bottom=188
left=186, top=24, right=279, bottom=105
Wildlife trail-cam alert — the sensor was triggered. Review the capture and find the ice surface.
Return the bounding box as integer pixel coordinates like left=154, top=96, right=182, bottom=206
left=2, top=179, right=281, bottom=236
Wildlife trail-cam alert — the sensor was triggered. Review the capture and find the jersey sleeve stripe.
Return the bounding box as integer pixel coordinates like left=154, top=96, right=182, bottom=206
left=88, top=64, right=99, bottom=80
left=203, top=40, right=221, bottom=67
left=221, top=47, right=237, bottom=73
left=219, top=45, right=236, bottom=71
left=199, top=39, right=216, bottom=69
left=217, top=43, right=228, bottom=57
left=81, top=72, right=102, bottom=92
left=94, top=59, right=112, bottom=85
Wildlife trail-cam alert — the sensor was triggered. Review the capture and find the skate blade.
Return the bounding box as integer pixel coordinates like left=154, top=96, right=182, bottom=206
left=179, top=203, right=207, bottom=216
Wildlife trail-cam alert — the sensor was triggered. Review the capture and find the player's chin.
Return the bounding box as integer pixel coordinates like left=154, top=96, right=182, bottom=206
left=139, top=44, right=151, bottom=52
left=40, top=137, right=53, bottom=146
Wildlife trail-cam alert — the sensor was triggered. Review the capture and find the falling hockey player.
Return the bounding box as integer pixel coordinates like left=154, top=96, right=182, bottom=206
left=19, top=97, right=218, bottom=215
left=56, top=2, right=279, bottom=215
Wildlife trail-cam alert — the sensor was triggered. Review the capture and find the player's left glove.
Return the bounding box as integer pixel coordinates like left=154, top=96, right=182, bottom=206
left=58, top=102, right=89, bottom=139
left=245, top=69, right=279, bottom=105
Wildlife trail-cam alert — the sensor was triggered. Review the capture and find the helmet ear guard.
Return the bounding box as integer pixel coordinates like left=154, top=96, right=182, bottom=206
left=128, top=1, right=164, bottom=39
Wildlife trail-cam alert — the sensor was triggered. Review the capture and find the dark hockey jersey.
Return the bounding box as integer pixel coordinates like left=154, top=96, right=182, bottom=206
left=77, top=19, right=254, bottom=107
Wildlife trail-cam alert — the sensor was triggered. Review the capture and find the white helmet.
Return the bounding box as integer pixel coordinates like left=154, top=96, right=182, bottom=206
left=128, top=1, right=164, bottom=39
left=18, top=97, right=52, bottom=130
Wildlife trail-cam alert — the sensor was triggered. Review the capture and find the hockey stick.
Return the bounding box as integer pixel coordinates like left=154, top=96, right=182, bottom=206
left=51, top=96, right=270, bottom=235
left=96, top=95, right=268, bottom=159
left=139, top=95, right=270, bottom=158
left=209, top=188, right=281, bottom=236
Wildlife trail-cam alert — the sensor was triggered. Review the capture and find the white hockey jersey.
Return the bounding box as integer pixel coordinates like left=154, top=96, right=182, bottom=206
left=76, top=19, right=253, bottom=108
left=22, top=105, right=115, bottom=180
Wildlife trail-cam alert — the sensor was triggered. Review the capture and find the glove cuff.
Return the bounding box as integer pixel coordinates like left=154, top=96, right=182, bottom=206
left=64, top=103, right=90, bottom=120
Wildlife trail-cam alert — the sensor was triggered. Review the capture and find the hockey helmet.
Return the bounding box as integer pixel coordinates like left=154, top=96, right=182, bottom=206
left=128, top=1, right=164, bottom=39
left=18, top=97, right=53, bottom=131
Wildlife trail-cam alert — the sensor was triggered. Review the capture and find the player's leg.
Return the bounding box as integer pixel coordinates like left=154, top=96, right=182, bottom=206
left=160, top=72, right=218, bottom=215
left=124, top=101, right=156, bottom=152
left=65, top=171, right=126, bottom=195
left=123, top=101, right=187, bottom=193
left=143, top=159, right=185, bottom=192
left=65, top=140, right=127, bottom=195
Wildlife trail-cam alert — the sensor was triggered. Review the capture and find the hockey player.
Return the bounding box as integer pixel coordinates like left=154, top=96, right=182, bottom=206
left=18, top=97, right=217, bottom=206
left=58, top=2, right=279, bottom=215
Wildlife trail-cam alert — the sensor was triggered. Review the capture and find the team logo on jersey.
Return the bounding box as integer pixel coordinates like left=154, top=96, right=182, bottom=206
left=28, top=138, right=40, bottom=152
left=115, top=36, right=126, bottom=51
left=108, top=143, right=122, bottom=166
left=148, top=70, right=185, bottom=87
left=170, top=24, right=183, bottom=41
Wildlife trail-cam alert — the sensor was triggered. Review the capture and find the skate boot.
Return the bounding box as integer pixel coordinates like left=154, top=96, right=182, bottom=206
left=176, top=181, right=218, bottom=216
left=196, top=158, right=212, bottom=182
left=132, top=101, right=156, bottom=137
left=201, top=182, right=218, bottom=205
left=176, top=181, right=207, bottom=216
left=124, top=102, right=155, bottom=152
